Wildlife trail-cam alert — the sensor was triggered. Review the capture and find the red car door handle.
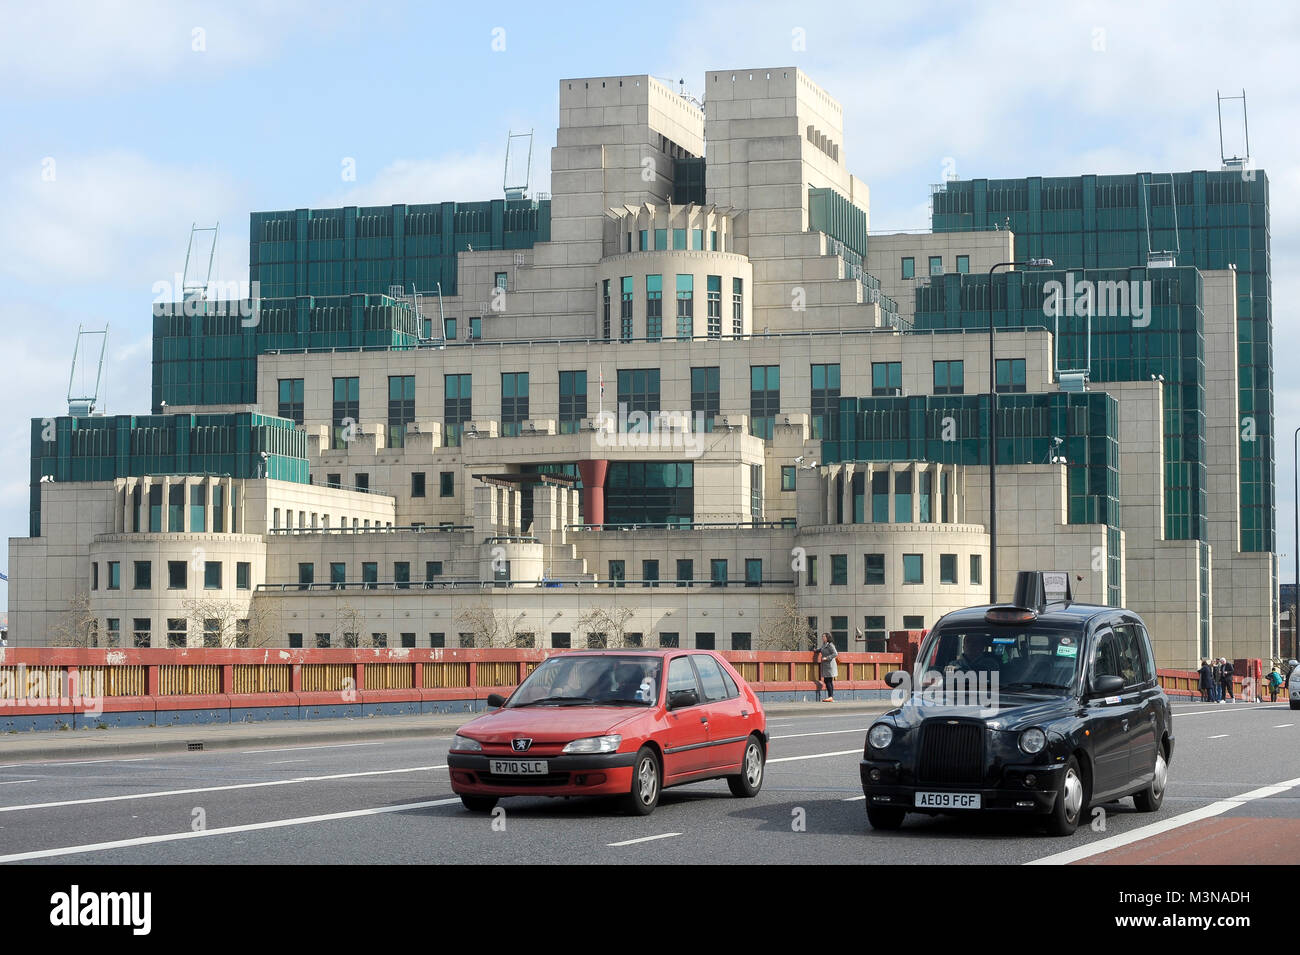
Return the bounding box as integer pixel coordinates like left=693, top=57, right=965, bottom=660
left=700, top=716, right=709, bottom=725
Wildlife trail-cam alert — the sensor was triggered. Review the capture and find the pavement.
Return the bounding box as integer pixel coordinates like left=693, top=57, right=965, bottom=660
left=0, top=699, right=894, bottom=764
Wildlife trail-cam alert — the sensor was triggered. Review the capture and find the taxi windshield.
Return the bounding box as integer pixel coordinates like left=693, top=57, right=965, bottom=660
left=919, top=626, right=1083, bottom=691
left=508, top=655, right=663, bottom=707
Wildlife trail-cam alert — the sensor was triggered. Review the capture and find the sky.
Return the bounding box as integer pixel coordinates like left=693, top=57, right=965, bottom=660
left=1, top=0, right=1298, bottom=615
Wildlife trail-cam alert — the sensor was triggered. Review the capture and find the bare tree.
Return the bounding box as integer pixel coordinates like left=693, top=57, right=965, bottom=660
left=49, top=590, right=100, bottom=648
left=757, top=596, right=816, bottom=652
left=454, top=603, right=525, bottom=648
left=337, top=601, right=367, bottom=648
left=576, top=605, right=635, bottom=649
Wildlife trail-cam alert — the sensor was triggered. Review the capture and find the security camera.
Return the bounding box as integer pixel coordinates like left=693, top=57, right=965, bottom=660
left=794, top=455, right=805, bottom=464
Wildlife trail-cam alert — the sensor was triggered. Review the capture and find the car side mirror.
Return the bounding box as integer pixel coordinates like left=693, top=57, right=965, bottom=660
left=486, top=692, right=507, bottom=708
left=667, top=688, right=700, bottom=710
left=885, top=671, right=909, bottom=696
left=1090, top=674, right=1124, bottom=697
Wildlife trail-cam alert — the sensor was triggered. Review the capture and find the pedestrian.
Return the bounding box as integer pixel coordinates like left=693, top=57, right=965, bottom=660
left=1198, top=659, right=1214, bottom=702
left=1267, top=665, right=1284, bottom=703
left=1211, top=657, right=1223, bottom=702
left=1220, top=658, right=1235, bottom=702
left=817, top=632, right=839, bottom=702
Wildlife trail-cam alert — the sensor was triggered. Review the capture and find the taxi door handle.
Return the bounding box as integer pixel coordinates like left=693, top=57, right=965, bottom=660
left=1121, top=719, right=1129, bottom=731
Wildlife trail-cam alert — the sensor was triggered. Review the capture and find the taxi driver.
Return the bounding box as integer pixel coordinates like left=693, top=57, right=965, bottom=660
left=953, top=634, right=1000, bottom=673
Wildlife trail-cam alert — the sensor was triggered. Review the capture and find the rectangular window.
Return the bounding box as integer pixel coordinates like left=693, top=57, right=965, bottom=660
left=995, top=358, right=1027, bottom=393
left=425, top=561, right=443, bottom=582
left=551, top=632, right=571, bottom=649
left=288, top=633, right=303, bottom=649
left=903, top=554, right=924, bottom=584
left=278, top=378, right=305, bottom=426
left=901, top=256, right=915, bottom=279
left=332, top=377, right=360, bottom=450
left=676, top=559, right=693, bottom=587
left=616, top=368, right=660, bottom=431
left=691, top=228, right=704, bottom=250
left=330, top=562, right=346, bottom=589
left=811, top=363, right=841, bottom=440
left=940, top=553, right=958, bottom=584
left=411, top=472, right=426, bottom=498
left=864, top=553, right=885, bottom=585
left=750, top=464, right=763, bottom=520
left=894, top=471, right=912, bottom=523
left=903, top=615, right=925, bottom=630
left=710, top=558, right=728, bottom=587
left=501, top=372, right=529, bottom=437
left=831, top=554, right=848, bottom=586
left=831, top=616, right=848, bottom=652
left=864, top=615, right=887, bottom=651
left=444, top=373, right=471, bottom=447
left=107, top=561, right=120, bottom=591
left=133, top=618, right=151, bottom=648
left=204, top=561, right=222, bottom=590
left=673, top=227, right=686, bottom=249
left=298, top=563, right=314, bottom=589
left=602, top=279, right=611, bottom=340
left=654, top=229, right=667, bottom=250
left=732, top=632, right=751, bottom=651
left=933, top=360, right=964, bottom=395
left=371, top=633, right=388, bottom=649
left=326, top=473, right=341, bottom=489
left=203, top=619, right=222, bottom=648
left=236, top=562, right=251, bottom=590
left=469, top=316, right=481, bottom=340
left=710, top=230, right=718, bottom=251
left=731, top=278, right=743, bottom=336
left=609, top=560, right=625, bottom=587
left=400, top=633, right=416, bottom=649
left=107, top=619, right=121, bottom=647
left=695, top=632, right=715, bottom=650
left=620, top=276, right=634, bottom=341
left=167, top=561, right=186, bottom=589
left=675, top=274, right=694, bottom=339
left=394, top=562, right=410, bottom=590
left=559, top=371, right=587, bottom=434
left=970, top=554, right=983, bottom=586
left=781, top=465, right=796, bottom=491
left=706, top=275, right=722, bottom=338
left=134, top=560, right=151, bottom=590
left=167, top=618, right=187, bottom=649
left=440, top=471, right=454, bottom=497
left=658, top=632, right=680, bottom=648
left=444, top=316, right=457, bottom=340
left=690, top=366, right=719, bottom=432
left=645, top=275, right=663, bottom=341
left=745, top=558, right=762, bottom=587
left=148, top=484, right=162, bottom=532
left=430, top=632, right=446, bottom=648
left=388, top=375, right=415, bottom=448
left=749, top=364, right=780, bottom=439
left=355, top=474, right=369, bottom=493
left=92, top=562, right=98, bottom=590
left=315, top=633, right=331, bottom=649
left=956, top=254, right=970, bottom=274
left=638, top=230, right=648, bottom=251
left=212, top=485, right=224, bottom=533
left=168, top=484, right=184, bottom=531
left=806, top=555, right=818, bottom=586
left=362, top=562, right=378, bottom=589
left=928, top=255, right=943, bottom=276
left=642, top=559, right=659, bottom=588
left=871, top=361, right=902, bottom=396
left=495, top=271, right=507, bottom=290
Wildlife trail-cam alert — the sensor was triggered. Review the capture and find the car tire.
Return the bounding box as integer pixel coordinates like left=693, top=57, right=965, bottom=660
left=460, top=795, right=498, bottom=813
left=866, top=806, right=906, bottom=830
left=727, top=735, right=765, bottom=797
left=1046, top=756, right=1087, bottom=836
left=1132, top=744, right=1168, bottom=813
left=1291, top=701, right=1299, bottom=711
left=623, top=747, right=661, bottom=816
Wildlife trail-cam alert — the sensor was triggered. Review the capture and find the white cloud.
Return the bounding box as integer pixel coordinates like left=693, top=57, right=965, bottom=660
left=318, top=151, right=538, bottom=209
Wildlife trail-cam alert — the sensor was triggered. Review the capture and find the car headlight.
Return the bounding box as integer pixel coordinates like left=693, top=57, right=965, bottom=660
left=1018, top=728, right=1047, bottom=755
left=867, top=724, right=894, bottom=750
left=561, top=735, right=622, bottom=754
left=451, top=734, right=482, bottom=752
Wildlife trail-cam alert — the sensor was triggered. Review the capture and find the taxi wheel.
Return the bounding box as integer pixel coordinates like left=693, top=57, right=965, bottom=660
left=727, top=736, right=765, bottom=797
left=623, top=747, right=661, bottom=816
left=866, top=807, right=906, bottom=830
left=1133, top=745, right=1168, bottom=812
left=460, top=795, right=498, bottom=813
left=1046, top=756, right=1086, bottom=836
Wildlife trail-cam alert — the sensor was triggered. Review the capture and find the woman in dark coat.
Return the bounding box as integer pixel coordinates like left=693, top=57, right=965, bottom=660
left=1198, top=659, right=1214, bottom=702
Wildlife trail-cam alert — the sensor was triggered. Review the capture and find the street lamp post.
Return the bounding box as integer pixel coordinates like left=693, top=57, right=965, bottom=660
left=987, top=258, right=1053, bottom=604
left=1293, top=426, right=1299, bottom=659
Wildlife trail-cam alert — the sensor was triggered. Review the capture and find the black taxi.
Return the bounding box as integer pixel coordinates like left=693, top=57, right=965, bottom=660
left=861, top=572, right=1173, bottom=835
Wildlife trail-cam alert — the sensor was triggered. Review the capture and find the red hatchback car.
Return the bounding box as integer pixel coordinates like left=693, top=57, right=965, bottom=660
left=448, top=650, right=768, bottom=815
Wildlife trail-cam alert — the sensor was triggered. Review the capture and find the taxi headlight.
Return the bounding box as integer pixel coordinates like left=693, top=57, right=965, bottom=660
left=867, top=724, right=894, bottom=750
left=1018, top=728, right=1047, bottom=755
left=451, top=734, right=482, bottom=752
left=562, top=735, right=622, bottom=754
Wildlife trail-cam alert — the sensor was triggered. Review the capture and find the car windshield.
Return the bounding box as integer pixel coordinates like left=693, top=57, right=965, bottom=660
left=918, top=626, right=1082, bottom=691
left=508, top=655, right=663, bottom=708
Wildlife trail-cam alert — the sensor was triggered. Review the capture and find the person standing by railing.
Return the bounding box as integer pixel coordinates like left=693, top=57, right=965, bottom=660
left=817, top=632, right=838, bottom=702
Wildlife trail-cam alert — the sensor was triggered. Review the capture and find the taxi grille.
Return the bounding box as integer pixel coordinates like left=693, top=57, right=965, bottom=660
left=917, top=722, right=985, bottom=785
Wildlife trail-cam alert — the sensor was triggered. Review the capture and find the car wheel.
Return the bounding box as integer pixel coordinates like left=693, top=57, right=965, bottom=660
left=1291, top=701, right=1299, bottom=710
left=622, top=747, right=661, bottom=816
left=1132, top=745, right=1168, bottom=812
left=727, top=735, right=765, bottom=797
left=460, top=795, right=498, bottom=813
left=1046, top=756, right=1087, bottom=836
left=866, top=806, right=906, bottom=830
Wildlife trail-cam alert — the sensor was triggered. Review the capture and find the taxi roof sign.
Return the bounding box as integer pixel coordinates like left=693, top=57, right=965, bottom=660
left=1011, top=571, right=1073, bottom=612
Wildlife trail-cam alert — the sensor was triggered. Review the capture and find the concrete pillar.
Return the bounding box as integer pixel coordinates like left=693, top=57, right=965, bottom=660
left=841, top=463, right=855, bottom=525
left=163, top=476, right=174, bottom=532
left=910, top=464, right=920, bottom=524
left=474, top=483, right=498, bottom=540
left=577, top=459, right=609, bottom=528
left=825, top=465, right=838, bottom=524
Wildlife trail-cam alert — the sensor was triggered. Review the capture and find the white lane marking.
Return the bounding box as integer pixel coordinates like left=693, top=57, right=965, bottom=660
left=768, top=749, right=861, bottom=764
left=0, top=764, right=448, bottom=814
left=266, top=759, right=309, bottom=765
left=0, top=780, right=36, bottom=786
left=1026, top=774, right=1300, bottom=866
left=607, top=832, right=682, bottom=847
left=1175, top=706, right=1281, bottom=717
left=842, top=795, right=866, bottom=802
left=7, top=757, right=151, bottom=768
left=772, top=728, right=866, bottom=741
left=1274, top=724, right=1294, bottom=728
left=0, top=797, right=462, bottom=863
left=239, top=741, right=394, bottom=755
left=1207, top=734, right=1229, bottom=739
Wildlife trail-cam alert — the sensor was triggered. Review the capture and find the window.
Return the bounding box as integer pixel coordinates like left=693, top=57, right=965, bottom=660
left=372, top=633, right=389, bottom=648
left=750, top=365, right=780, bottom=439
left=970, top=554, right=983, bottom=586
left=894, top=471, right=912, bottom=523
left=710, top=558, right=728, bottom=587
left=355, top=474, right=368, bottom=493
left=658, top=632, right=679, bottom=648
left=501, top=372, right=529, bottom=437
left=440, top=471, right=454, bottom=497
left=750, top=464, right=763, bottom=519
left=203, top=619, right=222, bottom=648
left=444, top=316, right=457, bottom=340
left=168, top=484, right=184, bottom=531
left=901, top=256, right=915, bottom=279
left=806, top=555, right=818, bottom=586
left=745, top=558, right=762, bottom=587
left=692, top=228, right=704, bottom=250
left=620, top=276, right=634, bottom=341
left=602, top=279, right=611, bottom=340
left=298, top=563, right=314, bottom=589
left=411, top=472, right=426, bottom=498
left=107, top=561, right=121, bottom=591
left=236, top=562, right=250, bottom=590
left=444, top=373, right=472, bottom=447
left=616, top=369, right=660, bottom=431
left=495, top=271, right=507, bottom=290
left=956, top=254, right=970, bottom=274
left=831, top=616, right=848, bottom=652
left=811, top=363, right=840, bottom=440
left=362, top=562, right=378, bottom=589
left=933, top=360, right=964, bottom=395
left=587, top=632, right=608, bottom=649
left=673, top=227, right=686, bottom=249
left=676, top=559, right=693, bottom=587
left=645, top=275, right=663, bottom=341
left=871, top=361, right=902, bottom=396
left=326, top=473, right=341, bottom=489
left=393, top=562, right=410, bottom=589
left=551, top=633, right=571, bottom=649
left=638, top=230, right=648, bottom=251
left=831, top=554, right=848, bottom=586
left=690, top=366, right=719, bottom=432
left=903, top=554, right=924, bottom=584
left=168, top=561, right=187, bottom=589
left=928, top=255, right=943, bottom=276
left=642, top=559, right=659, bottom=588
left=167, top=618, right=187, bottom=649
left=133, top=560, right=151, bottom=590
left=108, top=620, right=121, bottom=647
left=92, top=562, right=98, bottom=590
left=863, top=616, right=887, bottom=651
left=695, top=632, right=716, bottom=650
left=732, top=632, right=752, bottom=651
left=731, top=277, right=744, bottom=336
left=625, top=632, right=643, bottom=648
left=469, top=316, right=481, bottom=340
left=332, top=377, right=360, bottom=449
left=425, top=561, right=443, bottom=583
left=278, top=378, right=305, bottom=425
left=559, top=371, right=587, bottom=433
left=903, top=615, right=925, bottom=630
left=133, top=618, right=151, bottom=648
left=706, top=275, right=722, bottom=338
left=995, top=358, right=1027, bottom=393
left=148, top=484, right=162, bottom=532
left=204, top=561, right=222, bottom=590
left=212, top=485, right=225, bottom=533
left=388, top=375, right=415, bottom=448
left=609, top=560, right=625, bottom=587
left=430, top=633, right=446, bottom=648
left=676, top=274, right=694, bottom=339
left=289, top=633, right=303, bottom=648
left=864, top=553, right=885, bottom=585
left=315, top=633, right=331, bottom=649
left=654, top=228, right=667, bottom=250
left=940, top=553, right=958, bottom=584
left=781, top=465, right=796, bottom=491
